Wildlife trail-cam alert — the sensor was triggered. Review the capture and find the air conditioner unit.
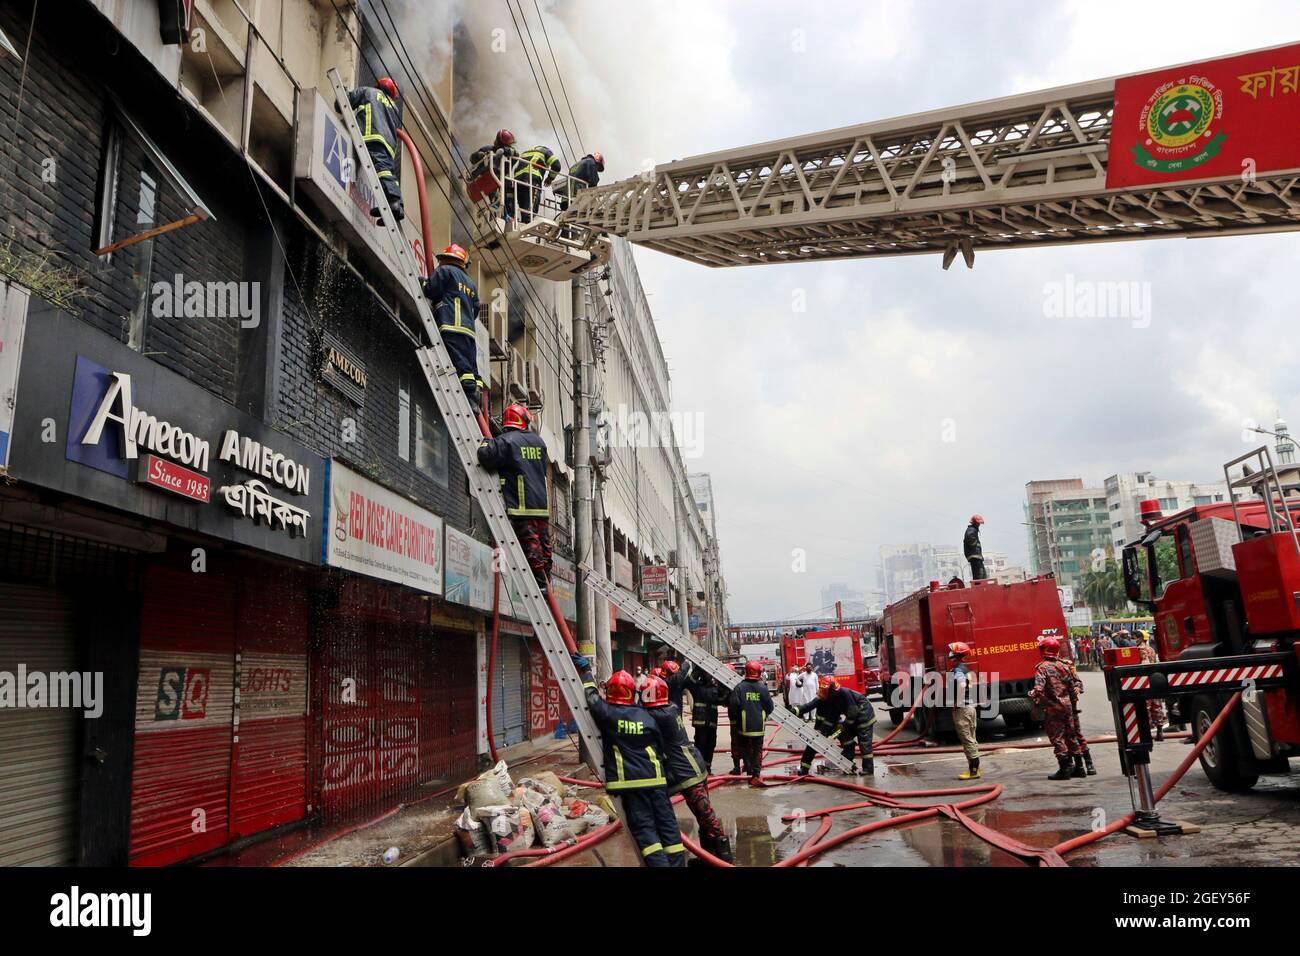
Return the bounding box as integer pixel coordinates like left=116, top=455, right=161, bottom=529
left=489, top=306, right=508, bottom=358
left=524, top=360, right=544, bottom=404
left=508, top=349, right=527, bottom=400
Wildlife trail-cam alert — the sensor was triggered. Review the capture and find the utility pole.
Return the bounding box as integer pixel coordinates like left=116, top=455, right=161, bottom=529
left=571, top=280, right=595, bottom=661
left=591, top=461, right=613, bottom=680
left=673, top=479, right=690, bottom=639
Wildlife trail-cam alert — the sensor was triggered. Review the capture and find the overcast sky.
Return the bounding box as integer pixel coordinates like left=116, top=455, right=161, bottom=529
left=456, top=1, right=1300, bottom=620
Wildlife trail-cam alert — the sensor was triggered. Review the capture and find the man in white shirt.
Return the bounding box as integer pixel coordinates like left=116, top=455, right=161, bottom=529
left=789, top=664, right=818, bottom=718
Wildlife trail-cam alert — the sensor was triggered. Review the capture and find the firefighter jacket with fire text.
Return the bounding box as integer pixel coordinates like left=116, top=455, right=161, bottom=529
left=729, top=678, right=774, bottom=738
left=476, top=429, right=550, bottom=518
left=646, top=703, right=710, bottom=794
left=580, top=666, right=667, bottom=791
left=424, top=263, right=480, bottom=386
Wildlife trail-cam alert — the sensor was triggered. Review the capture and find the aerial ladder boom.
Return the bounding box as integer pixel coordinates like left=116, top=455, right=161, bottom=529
left=560, top=44, right=1300, bottom=268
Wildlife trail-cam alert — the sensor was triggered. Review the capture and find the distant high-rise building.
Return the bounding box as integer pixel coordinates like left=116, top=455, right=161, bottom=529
left=820, top=582, right=867, bottom=619
left=1103, top=472, right=1229, bottom=552
left=1023, top=479, right=1112, bottom=592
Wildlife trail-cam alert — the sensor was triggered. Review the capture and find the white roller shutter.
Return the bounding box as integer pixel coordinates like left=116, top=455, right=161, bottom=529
left=0, top=584, right=79, bottom=865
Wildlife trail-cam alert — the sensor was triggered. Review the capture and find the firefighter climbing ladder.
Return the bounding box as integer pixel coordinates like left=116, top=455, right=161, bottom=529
left=326, top=70, right=606, bottom=777
left=580, top=566, right=858, bottom=773
left=329, top=69, right=852, bottom=780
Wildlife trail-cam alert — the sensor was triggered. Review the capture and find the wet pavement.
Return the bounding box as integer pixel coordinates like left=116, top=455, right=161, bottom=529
left=552, top=670, right=1300, bottom=867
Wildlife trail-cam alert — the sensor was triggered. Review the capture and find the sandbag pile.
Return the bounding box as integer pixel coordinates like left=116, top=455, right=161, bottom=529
left=454, top=760, right=617, bottom=858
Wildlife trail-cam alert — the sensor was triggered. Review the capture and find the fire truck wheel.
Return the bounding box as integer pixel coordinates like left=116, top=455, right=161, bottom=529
left=1192, top=695, right=1258, bottom=792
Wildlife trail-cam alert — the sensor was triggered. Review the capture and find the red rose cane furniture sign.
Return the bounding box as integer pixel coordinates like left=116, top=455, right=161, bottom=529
left=1107, top=42, right=1300, bottom=189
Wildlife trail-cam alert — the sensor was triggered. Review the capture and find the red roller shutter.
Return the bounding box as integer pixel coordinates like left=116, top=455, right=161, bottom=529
left=231, top=571, right=308, bottom=837
left=129, top=565, right=236, bottom=866
left=418, top=631, right=477, bottom=785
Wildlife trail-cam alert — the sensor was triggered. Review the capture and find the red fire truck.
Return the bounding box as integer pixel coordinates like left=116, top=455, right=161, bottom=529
left=780, top=629, right=867, bottom=694
left=876, top=575, right=1070, bottom=737
left=1111, top=448, right=1300, bottom=793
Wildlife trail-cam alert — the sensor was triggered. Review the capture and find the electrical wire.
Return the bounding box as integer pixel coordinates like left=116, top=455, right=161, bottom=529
left=503, top=0, right=578, bottom=167
left=530, top=0, right=586, bottom=156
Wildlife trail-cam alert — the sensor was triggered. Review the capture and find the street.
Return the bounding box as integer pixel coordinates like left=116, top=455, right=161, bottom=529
left=551, top=672, right=1300, bottom=867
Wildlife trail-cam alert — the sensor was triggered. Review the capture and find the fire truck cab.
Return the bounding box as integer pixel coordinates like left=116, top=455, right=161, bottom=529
left=1120, top=448, right=1300, bottom=791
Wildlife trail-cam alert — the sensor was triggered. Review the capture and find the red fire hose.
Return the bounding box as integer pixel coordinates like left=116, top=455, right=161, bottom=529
left=393, top=128, right=432, bottom=276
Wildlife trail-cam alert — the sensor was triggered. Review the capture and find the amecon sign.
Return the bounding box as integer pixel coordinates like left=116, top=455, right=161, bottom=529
left=76, top=362, right=312, bottom=539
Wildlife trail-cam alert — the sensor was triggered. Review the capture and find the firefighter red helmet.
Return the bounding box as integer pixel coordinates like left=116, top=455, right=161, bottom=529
left=642, top=676, right=670, bottom=708
left=650, top=667, right=664, bottom=680
left=502, top=403, right=533, bottom=431
left=970, top=514, right=985, bottom=525
left=744, top=659, right=763, bottom=680
left=436, top=243, right=469, bottom=268
left=1038, top=636, right=1061, bottom=656
left=495, top=128, right=517, bottom=149
left=817, top=675, right=839, bottom=698
left=377, top=77, right=399, bottom=100
left=661, top=660, right=680, bottom=675
left=948, top=641, right=972, bottom=658
left=605, top=670, right=636, bottom=705
left=591, top=151, right=605, bottom=170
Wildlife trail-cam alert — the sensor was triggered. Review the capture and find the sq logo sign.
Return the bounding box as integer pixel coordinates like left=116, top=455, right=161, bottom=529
left=154, top=666, right=212, bottom=721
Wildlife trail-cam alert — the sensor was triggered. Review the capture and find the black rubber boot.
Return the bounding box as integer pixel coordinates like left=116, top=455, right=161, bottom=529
left=709, top=835, right=734, bottom=864
left=797, top=764, right=812, bottom=776
left=1155, top=725, right=1165, bottom=742
left=861, top=758, right=875, bottom=775
left=1047, top=756, right=1074, bottom=780
left=1083, top=750, right=1097, bottom=775
left=1071, top=754, right=1087, bottom=778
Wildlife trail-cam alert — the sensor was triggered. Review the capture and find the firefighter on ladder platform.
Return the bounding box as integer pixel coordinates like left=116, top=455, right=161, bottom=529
left=476, top=404, right=552, bottom=591
left=1137, top=629, right=1167, bottom=741
left=560, top=151, right=604, bottom=212
left=424, top=244, right=484, bottom=410
left=572, top=656, right=686, bottom=867
left=685, top=665, right=724, bottom=770
left=345, top=77, right=404, bottom=222
left=467, top=128, right=519, bottom=208
left=642, top=674, right=734, bottom=864
left=1030, top=636, right=1090, bottom=779
left=509, top=145, right=562, bottom=223
left=729, top=659, right=774, bottom=781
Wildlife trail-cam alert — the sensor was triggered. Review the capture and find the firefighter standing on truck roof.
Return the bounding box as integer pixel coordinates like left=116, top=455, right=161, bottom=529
left=1137, top=630, right=1167, bottom=741
left=346, top=78, right=404, bottom=222
left=572, top=654, right=685, bottom=867
left=1030, top=636, right=1088, bottom=780
left=949, top=642, right=981, bottom=780
left=424, top=244, right=484, bottom=408
left=476, top=404, right=552, bottom=590
left=642, top=675, right=734, bottom=865
left=965, top=514, right=987, bottom=580
left=685, top=665, right=724, bottom=770
left=729, top=660, right=773, bottom=781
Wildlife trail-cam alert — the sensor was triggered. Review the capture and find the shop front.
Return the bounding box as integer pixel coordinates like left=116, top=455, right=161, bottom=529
left=1, top=303, right=324, bottom=865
